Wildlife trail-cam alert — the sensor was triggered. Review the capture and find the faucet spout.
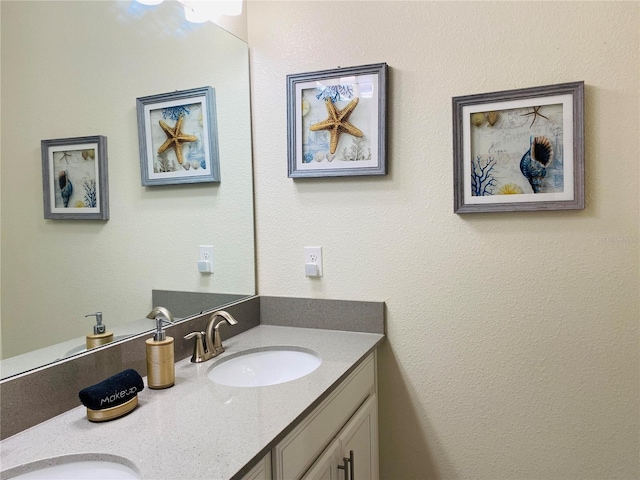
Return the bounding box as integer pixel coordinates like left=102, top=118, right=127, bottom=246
left=184, top=310, right=238, bottom=363
left=146, top=306, right=174, bottom=324
left=205, top=310, right=238, bottom=354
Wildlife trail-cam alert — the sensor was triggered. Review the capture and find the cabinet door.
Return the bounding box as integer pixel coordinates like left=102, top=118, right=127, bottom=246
left=339, top=395, right=378, bottom=480
left=302, top=441, right=340, bottom=480
left=304, top=395, right=379, bottom=480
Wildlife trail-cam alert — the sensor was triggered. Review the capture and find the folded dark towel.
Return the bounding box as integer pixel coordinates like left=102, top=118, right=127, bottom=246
left=79, top=369, right=144, bottom=410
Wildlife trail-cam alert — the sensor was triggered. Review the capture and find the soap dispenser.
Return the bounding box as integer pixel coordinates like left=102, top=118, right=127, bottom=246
left=84, top=312, right=114, bottom=349
left=145, top=307, right=175, bottom=389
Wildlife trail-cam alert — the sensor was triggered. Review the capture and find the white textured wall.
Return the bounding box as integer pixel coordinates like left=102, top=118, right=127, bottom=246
left=0, top=1, right=254, bottom=356
left=248, top=1, right=639, bottom=479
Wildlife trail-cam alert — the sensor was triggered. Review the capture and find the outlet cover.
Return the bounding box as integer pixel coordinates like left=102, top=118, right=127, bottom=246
left=198, top=245, right=214, bottom=273
left=304, top=246, right=323, bottom=277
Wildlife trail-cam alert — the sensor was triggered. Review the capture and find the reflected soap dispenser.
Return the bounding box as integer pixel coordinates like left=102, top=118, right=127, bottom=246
left=85, top=312, right=114, bottom=349
left=145, top=307, right=175, bottom=389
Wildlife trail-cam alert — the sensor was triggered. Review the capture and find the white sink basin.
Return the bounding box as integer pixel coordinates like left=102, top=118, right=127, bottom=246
left=208, top=347, right=321, bottom=387
left=3, top=457, right=140, bottom=480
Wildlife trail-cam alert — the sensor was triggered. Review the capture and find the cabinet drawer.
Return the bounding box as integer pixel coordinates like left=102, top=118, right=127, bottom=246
left=273, top=353, right=375, bottom=480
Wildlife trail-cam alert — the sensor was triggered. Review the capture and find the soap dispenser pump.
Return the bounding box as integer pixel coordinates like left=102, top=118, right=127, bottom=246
left=84, top=312, right=114, bottom=349
left=145, top=307, right=175, bottom=389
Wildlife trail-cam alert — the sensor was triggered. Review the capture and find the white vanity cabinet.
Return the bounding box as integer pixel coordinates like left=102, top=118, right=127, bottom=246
left=272, top=352, right=378, bottom=480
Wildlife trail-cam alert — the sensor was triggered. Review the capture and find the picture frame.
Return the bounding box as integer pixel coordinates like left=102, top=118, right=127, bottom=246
left=287, top=63, right=387, bottom=178
left=136, top=86, right=220, bottom=186
left=41, top=135, right=109, bottom=220
left=452, top=81, right=584, bottom=213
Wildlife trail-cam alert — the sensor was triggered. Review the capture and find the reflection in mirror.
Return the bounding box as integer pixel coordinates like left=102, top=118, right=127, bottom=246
left=0, top=0, right=254, bottom=379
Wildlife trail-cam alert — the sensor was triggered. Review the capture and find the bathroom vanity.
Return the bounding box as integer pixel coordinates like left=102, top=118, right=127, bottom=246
left=0, top=297, right=384, bottom=480
left=240, top=345, right=377, bottom=480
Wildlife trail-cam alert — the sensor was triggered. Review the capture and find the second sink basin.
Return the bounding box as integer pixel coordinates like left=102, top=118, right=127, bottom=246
left=2, top=455, right=140, bottom=480
left=208, top=347, right=321, bottom=387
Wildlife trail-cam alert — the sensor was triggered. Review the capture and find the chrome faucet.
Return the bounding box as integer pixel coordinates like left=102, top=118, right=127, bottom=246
left=184, top=310, right=238, bottom=363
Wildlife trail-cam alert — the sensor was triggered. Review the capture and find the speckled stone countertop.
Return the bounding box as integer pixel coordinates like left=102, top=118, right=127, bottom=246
left=0, top=325, right=384, bottom=480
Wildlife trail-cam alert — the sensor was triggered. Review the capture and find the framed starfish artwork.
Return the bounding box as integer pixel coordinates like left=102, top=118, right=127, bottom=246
left=287, top=63, right=387, bottom=178
left=452, top=81, right=585, bottom=213
left=41, top=135, right=109, bottom=220
left=136, top=86, right=220, bottom=186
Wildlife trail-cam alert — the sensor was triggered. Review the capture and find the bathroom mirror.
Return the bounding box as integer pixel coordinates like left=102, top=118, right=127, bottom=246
left=0, top=1, right=255, bottom=379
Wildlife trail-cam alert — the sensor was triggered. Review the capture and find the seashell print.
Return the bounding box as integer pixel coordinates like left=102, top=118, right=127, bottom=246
left=191, top=160, right=199, bottom=170
left=81, top=149, right=95, bottom=160
left=531, top=135, right=553, bottom=167
left=485, top=111, right=500, bottom=126
left=326, top=154, right=335, bottom=162
left=58, top=170, right=73, bottom=207
left=520, top=135, right=553, bottom=193
left=183, top=162, right=191, bottom=170
left=314, top=152, right=325, bottom=162
left=471, top=112, right=485, bottom=127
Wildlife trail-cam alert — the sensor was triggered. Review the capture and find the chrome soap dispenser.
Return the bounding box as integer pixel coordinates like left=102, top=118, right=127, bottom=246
left=145, top=307, right=175, bottom=389
left=84, top=312, right=114, bottom=349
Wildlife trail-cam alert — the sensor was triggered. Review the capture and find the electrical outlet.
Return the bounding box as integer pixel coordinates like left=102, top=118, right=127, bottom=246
left=304, top=246, right=323, bottom=277
left=198, top=245, right=214, bottom=273
left=199, top=245, right=214, bottom=261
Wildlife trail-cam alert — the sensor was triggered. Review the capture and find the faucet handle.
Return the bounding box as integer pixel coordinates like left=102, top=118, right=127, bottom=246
left=184, top=331, right=208, bottom=363
left=184, top=331, right=203, bottom=339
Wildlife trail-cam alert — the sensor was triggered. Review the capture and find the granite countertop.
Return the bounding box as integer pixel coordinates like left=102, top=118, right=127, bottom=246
left=0, top=325, right=384, bottom=480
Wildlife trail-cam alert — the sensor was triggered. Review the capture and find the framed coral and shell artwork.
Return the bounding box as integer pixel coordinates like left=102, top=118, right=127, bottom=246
left=41, top=135, right=109, bottom=220
left=452, top=81, right=584, bottom=213
left=287, top=63, right=387, bottom=178
left=136, top=86, right=220, bottom=186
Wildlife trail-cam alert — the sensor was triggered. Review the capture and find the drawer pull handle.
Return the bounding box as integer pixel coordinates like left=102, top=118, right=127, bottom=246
left=337, top=450, right=355, bottom=480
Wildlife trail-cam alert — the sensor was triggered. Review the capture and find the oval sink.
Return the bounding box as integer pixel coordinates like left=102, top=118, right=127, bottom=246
left=208, top=347, right=321, bottom=387
left=3, top=457, right=140, bottom=480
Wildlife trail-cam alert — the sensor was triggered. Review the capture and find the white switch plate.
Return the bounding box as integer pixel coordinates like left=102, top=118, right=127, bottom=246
left=198, top=245, right=214, bottom=273
left=304, top=246, right=323, bottom=276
